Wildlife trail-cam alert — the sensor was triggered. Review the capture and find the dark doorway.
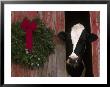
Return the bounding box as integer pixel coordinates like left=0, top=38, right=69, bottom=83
left=65, top=11, right=94, bottom=77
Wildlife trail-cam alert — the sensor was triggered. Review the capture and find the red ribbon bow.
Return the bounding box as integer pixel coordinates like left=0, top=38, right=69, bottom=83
left=20, top=18, right=37, bottom=52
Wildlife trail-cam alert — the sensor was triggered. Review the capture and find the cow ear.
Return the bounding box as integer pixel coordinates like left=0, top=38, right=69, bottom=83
left=58, top=32, right=66, bottom=42
left=87, top=33, right=98, bottom=42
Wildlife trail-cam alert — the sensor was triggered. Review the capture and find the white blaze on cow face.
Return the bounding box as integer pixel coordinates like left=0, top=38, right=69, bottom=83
left=69, top=23, right=85, bottom=59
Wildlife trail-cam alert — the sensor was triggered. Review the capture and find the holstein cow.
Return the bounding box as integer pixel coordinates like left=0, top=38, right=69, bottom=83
left=58, top=23, right=98, bottom=77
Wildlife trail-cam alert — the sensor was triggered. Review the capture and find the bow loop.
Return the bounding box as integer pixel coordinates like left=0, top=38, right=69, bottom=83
left=21, top=18, right=30, bottom=31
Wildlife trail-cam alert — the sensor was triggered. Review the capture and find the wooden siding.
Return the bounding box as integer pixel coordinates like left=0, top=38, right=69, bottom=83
left=11, top=11, right=100, bottom=77
left=11, top=36, right=67, bottom=77
left=11, top=11, right=66, bottom=76
left=11, top=11, right=65, bottom=34
left=90, top=11, right=100, bottom=76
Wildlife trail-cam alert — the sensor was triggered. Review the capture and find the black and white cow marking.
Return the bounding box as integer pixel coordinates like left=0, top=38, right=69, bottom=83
left=69, top=23, right=84, bottom=60
left=58, top=23, right=98, bottom=77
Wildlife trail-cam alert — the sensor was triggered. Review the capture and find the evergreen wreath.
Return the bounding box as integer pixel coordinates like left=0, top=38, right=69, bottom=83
left=11, top=17, right=55, bottom=68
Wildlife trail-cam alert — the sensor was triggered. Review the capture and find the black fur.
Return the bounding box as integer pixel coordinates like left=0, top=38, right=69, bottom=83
left=58, top=32, right=66, bottom=42
left=66, top=58, right=84, bottom=77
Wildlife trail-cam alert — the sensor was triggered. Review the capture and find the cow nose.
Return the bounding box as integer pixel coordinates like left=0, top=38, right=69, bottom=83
left=66, top=58, right=70, bottom=64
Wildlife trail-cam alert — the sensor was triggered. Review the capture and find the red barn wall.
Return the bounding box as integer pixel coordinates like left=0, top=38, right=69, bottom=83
left=11, top=11, right=65, bottom=34
left=90, top=11, right=100, bottom=77
left=11, top=11, right=100, bottom=77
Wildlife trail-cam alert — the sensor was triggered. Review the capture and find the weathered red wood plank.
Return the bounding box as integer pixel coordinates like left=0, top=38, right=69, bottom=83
left=11, top=11, right=65, bottom=34
left=55, top=37, right=67, bottom=77
left=11, top=11, right=100, bottom=77
left=90, top=11, right=100, bottom=76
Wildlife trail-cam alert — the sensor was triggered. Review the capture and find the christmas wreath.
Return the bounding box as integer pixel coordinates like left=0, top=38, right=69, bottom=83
left=11, top=17, right=55, bottom=68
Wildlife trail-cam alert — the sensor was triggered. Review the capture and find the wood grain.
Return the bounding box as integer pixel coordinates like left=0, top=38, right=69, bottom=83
left=11, top=36, right=67, bottom=77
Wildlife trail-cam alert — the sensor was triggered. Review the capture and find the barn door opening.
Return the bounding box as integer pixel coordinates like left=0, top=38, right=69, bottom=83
left=65, top=11, right=94, bottom=77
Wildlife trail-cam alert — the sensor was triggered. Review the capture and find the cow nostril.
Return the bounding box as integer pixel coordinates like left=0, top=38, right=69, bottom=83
left=66, top=59, right=70, bottom=64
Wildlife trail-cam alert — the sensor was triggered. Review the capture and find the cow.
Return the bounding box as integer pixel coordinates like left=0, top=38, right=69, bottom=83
left=58, top=23, right=98, bottom=77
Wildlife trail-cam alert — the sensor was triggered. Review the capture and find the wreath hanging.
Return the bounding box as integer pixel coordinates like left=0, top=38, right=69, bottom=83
left=11, top=17, right=55, bottom=68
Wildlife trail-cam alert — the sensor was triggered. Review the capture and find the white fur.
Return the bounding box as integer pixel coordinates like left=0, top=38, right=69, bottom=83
left=69, top=23, right=85, bottom=59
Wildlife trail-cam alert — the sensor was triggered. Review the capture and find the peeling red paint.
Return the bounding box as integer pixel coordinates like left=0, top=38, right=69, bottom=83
left=90, top=11, right=100, bottom=77
left=11, top=11, right=65, bottom=34
left=11, top=11, right=99, bottom=77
